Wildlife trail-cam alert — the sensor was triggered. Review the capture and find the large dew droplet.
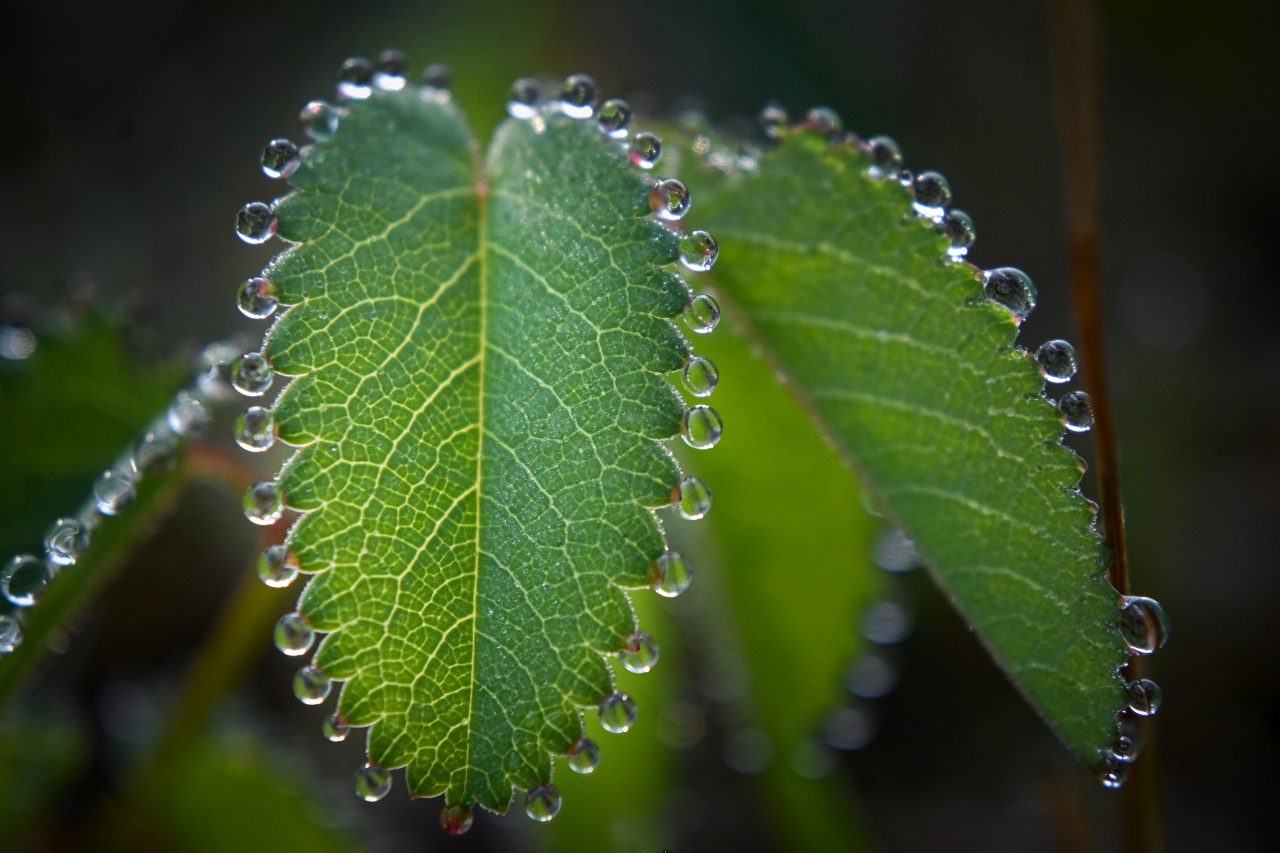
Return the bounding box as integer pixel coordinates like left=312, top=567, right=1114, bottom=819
left=622, top=631, right=660, bottom=674
left=598, top=99, right=631, bottom=136
left=558, top=73, right=598, bottom=118
left=983, top=267, right=1038, bottom=319
left=257, top=545, right=299, bottom=588
left=0, top=614, right=22, bottom=653
left=912, top=170, right=953, bottom=214
left=629, top=132, right=662, bottom=170
left=507, top=78, right=540, bottom=119
left=1116, top=596, right=1171, bottom=655
left=237, top=276, right=278, bottom=320
left=167, top=390, right=210, bottom=436
left=235, top=202, right=277, bottom=245
left=1098, top=756, right=1130, bottom=790
left=599, top=691, right=638, bottom=734
left=231, top=353, right=273, bottom=397
left=682, top=355, right=719, bottom=397
left=94, top=469, right=136, bottom=516
left=323, top=712, right=350, bottom=743
left=939, top=210, right=976, bottom=258
left=420, top=63, right=452, bottom=94
left=1036, top=339, right=1078, bottom=383
left=525, top=783, right=562, bottom=822
left=235, top=406, right=276, bottom=453
left=440, top=805, right=474, bottom=835
left=45, top=517, right=89, bottom=566
left=1059, top=390, right=1094, bottom=432
left=567, top=737, right=600, bottom=774
left=243, top=481, right=283, bottom=526
left=293, top=664, right=332, bottom=705
left=373, top=49, right=407, bottom=91
left=678, top=230, right=719, bottom=272
left=260, top=139, right=300, bottom=180
left=867, top=135, right=903, bottom=178
left=683, top=293, right=721, bottom=334
left=274, top=611, right=315, bottom=656
left=2, top=555, right=52, bottom=607
left=354, top=762, right=391, bottom=802
left=337, top=57, right=374, bottom=100
left=649, top=550, right=692, bottom=598
left=680, top=405, right=723, bottom=450
left=299, top=100, right=340, bottom=141
left=1125, top=679, right=1162, bottom=716
left=650, top=178, right=691, bottom=221
left=134, top=428, right=178, bottom=474
left=675, top=476, right=712, bottom=520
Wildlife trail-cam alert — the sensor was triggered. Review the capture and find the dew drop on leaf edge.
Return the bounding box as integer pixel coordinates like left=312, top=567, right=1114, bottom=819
left=235, top=406, right=276, bottom=453
left=683, top=293, right=721, bottom=334
left=354, top=762, right=392, bottom=802
left=258, top=545, right=299, bottom=588
left=243, top=481, right=284, bottom=526
left=1116, top=595, right=1171, bottom=655
left=235, top=202, right=277, bottom=245
left=675, top=476, right=712, bottom=520
left=274, top=611, right=315, bottom=656
left=622, top=631, right=660, bottom=674
left=507, top=78, right=540, bottom=119
left=682, top=355, right=719, bottom=397
left=2, top=555, right=52, bottom=607
left=525, top=783, right=562, bottom=822
left=323, top=712, right=350, bottom=743
left=441, top=805, right=474, bottom=835
left=237, top=276, right=278, bottom=320
left=294, top=664, right=332, bottom=705
left=0, top=614, right=22, bottom=653
left=599, top=691, right=638, bottom=734
left=299, top=100, right=340, bottom=141
left=45, top=517, right=89, bottom=566
left=1059, top=390, right=1094, bottom=432
left=1036, top=339, right=1078, bottom=383
left=650, top=550, right=692, bottom=598
left=260, top=138, right=300, bottom=180
left=1125, top=678, right=1162, bottom=716
left=567, top=737, right=600, bottom=774
left=680, top=404, right=724, bottom=450
left=94, top=469, right=136, bottom=516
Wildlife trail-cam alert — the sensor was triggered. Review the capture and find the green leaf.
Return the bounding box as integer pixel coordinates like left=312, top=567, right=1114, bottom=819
left=679, top=129, right=1128, bottom=768
left=257, top=90, right=691, bottom=812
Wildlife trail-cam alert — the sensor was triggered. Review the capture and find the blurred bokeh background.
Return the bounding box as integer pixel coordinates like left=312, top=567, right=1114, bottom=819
left=1, top=0, right=1276, bottom=850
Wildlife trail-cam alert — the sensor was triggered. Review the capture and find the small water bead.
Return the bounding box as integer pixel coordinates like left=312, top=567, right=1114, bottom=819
left=622, top=631, right=660, bottom=674
left=845, top=653, right=898, bottom=699
left=507, top=78, right=541, bottom=119
left=983, top=267, right=1038, bottom=319
left=419, top=62, right=452, bottom=93
left=1059, top=390, right=1095, bottom=432
left=323, top=712, right=350, bottom=743
left=823, top=705, right=877, bottom=751
left=274, top=611, right=315, bottom=656
left=167, top=390, right=210, bottom=436
left=683, top=293, right=721, bottom=334
left=373, top=49, right=407, bottom=90
left=299, top=100, right=340, bottom=141
left=629, top=132, right=662, bottom=169
left=243, top=481, right=284, bottom=526
left=235, top=202, right=277, bottom=245
left=0, top=325, right=36, bottom=361
left=599, top=691, right=638, bottom=734
left=598, top=99, right=631, bottom=136
left=1117, top=596, right=1171, bottom=655
left=912, top=170, right=953, bottom=212
left=680, top=404, right=723, bottom=450
left=337, top=57, right=374, bottom=100
left=1126, top=678, right=1163, bottom=716
left=1098, top=757, right=1130, bottom=790
left=675, top=476, right=712, bottom=520
left=354, top=762, right=392, bottom=802
left=237, top=276, right=278, bottom=320
left=231, top=352, right=273, bottom=397
left=558, top=73, right=598, bottom=118
left=94, top=469, right=136, bottom=516
left=650, top=550, right=692, bottom=598
left=940, top=209, right=976, bottom=258
left=679, top=230, right=719, bottom=272
left=525, top=783, right=562, bottom=822
left=867, top=135, right=903, bottom=177
left=45, top=517, right=89, bottom=566
left=294, top=664, right=332, bottom=705
left=1110, top=734, right=1139, bottom=764
left=682, top=355, right=719, bottom=397
left=2, top=555, right=52, bottom=607
left=235, top=406, right=276, bottom=453
left=803, top=106, right=843, bottom=137
left=759, top=102, right=789, bottom=139
left=1036, top=339, right=1078, bottom=383
left=873, top=528, right=920, bottom=573
left=260, top=138, right=300, bottom=180
left=257, top=545, right=299, bottom=588
left=440, top=805, right=474, bottom=835
left=567, top=737, right=600, bottom=774
left=650, top=179, right=692, bottom=221
left=0, top=614, right=21, bottom=653
left=861, top=601, right=912, bottom=645
left=134, top=428, right=179, bottom=474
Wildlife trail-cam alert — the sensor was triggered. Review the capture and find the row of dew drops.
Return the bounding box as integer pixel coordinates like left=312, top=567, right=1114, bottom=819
left=685, top=103, right=1170, bottom=788
left=0, top=339, right=246, bottom=654
left=229, top=52, right=726, bottom=833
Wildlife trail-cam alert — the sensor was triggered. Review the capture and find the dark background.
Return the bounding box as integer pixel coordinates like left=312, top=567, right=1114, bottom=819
left=1, top=0, right=1276, bottom=850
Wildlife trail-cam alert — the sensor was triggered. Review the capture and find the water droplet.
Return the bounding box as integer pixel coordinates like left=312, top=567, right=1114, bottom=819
left=525, top=783, right=561, bottom=822
left=678, top=230, right=719, bottom=272
left=1035, top=339, right=1078, bottom=383
left=167, top=390, right=210, bottom=436
left=867, top=135, right=903, bottom=177
left=1098, top=755, right=1130, bottom=789
left=420, top=62, right=452, bottom=93
left=237, top=276, right=278, bottom=319
left=675, top=476, right=712, bottom=520
left=231, top=352, right=273, bottom=397
left=294, top=663, right=332, bottom=705
left=558, top=73, right=598, bottom=118
left=567, top=737, right=600, bottom=774
left=983, top=267, right=1037, bottom=319
left=1059, top=390, right=1094, bottom=432
left=680, top=404, right=723, bottom=450
left=45, top=517, right=89, bottom=566
left=845, top=653, right=898, bottom=699
left=1116, top=596, right=1171, bottom=655
left=649, top=550, right=692, bottom=598
left=274, top=611, right=315, bottom=656
left=622, top=631, right=660, bottom=674
left=260, top=138, right=300, bottom=180
left=0, top=614, right=22, bottom=653
left=133, top=428, right=178, bottom=474
left=1109, top=734, right=1140, bottom=764
left=323, top=712, right=349, bottom=742
left=440, top=805, right=474, bottom=835
left=1125, top=678, right=1162, bottom=716
left=629, top=132, right=662, bottom=170
left=598, top=99, right=631, bottom=135
left=823, top=705, right=877, bottom=751
left=373, top=49, right=407, bottom=91
left=599, top=691, right=637, bottom=734
left=94, top=469, right=136, bottom=516
left=912, top=170, right=953, bottom=214
left=759, top=102, right=789, bottom=139
left=2, top=555, right=52, bottom=607
left=682, top=355, right=719, bottom=397
left=507, top=78, right=541, bottom=119
left=861, top=600, right=912, bottom=644
left=235, top=406, right=276, bottom=453
left=243, top=481, right=283, bottom=525
left=299, top=100, right=340, bottom=141
left=337, top=57, right=374, bottom=100
left=257, top=545, right=300, bottom=588
left=939, top=209, right=976, bottom=258
left=0, top=325, right=36, bottom=361
left=803, top=106, right=843, bottom=137
left=873, top=528, right=920, bottom=573
left=683, top=293, right=721, bottom=334
left=235, top=202, right=277, bottom=245
left=650, top=178, right=691, bottom=221
left=353, top=762, right=391, bottom=802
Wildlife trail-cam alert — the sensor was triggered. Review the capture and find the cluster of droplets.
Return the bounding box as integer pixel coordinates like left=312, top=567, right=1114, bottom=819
left=1097, top=594, right=1172, bottom=789
left=0, top=338, right=244, bottom=653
